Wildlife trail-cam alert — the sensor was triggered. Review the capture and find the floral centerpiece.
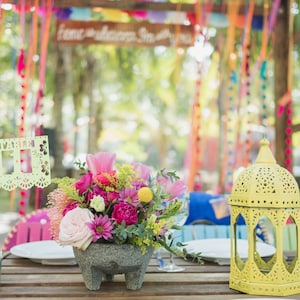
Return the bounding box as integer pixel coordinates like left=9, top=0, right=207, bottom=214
left=47, top=152, right=190, bottom=257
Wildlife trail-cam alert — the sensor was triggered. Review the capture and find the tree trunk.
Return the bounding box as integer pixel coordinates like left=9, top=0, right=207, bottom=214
left=52, top=45, right=70, bottom=178
left=87, top=55, right=98, bottom=154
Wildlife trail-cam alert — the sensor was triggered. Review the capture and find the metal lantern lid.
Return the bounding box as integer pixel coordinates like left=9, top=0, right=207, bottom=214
left=229, top=139, right=300, bottom=208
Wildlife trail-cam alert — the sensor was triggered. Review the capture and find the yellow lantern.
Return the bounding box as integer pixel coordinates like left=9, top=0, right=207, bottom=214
left=229, top=139, right=300, bottom=296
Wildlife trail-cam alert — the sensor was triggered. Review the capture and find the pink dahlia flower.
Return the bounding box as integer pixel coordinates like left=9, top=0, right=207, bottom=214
left=87, top=215, right=113, bottom=242
left=119, top=187, right=139, bottom=206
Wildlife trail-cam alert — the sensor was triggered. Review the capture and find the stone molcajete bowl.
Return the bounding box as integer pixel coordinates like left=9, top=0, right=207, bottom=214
left=73, top=243, right=154, bottom=290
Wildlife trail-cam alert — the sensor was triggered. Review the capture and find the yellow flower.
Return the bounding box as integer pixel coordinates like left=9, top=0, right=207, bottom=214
left=138, top=187, right=153, bottom=203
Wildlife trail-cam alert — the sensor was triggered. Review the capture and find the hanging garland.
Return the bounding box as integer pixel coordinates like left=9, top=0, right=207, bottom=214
left=242, top=43, right=252, bottom=167
left=230, top=0, right=254, bottom=172
left=188, top=0, right=203, bottom=192
left=34, top=0, right=52, bottom=136
left=240, top=1, right=255, bottom=168
left=15, top=0, right=27, bottom=216
left=259, top=60, right=268, bottom=142
left=259, top=1, right=269, bottom=128
left=221, top=0, right=240, bottom=193
left=285, top=0, right=294, bottom=173
left=10, top=0, right=53, bottom=214
left=0, top=0, right=4, bottom=40
left=33, top=0, right=53, bottom=209
left=223, top=68, right=237, bottom=193
left=187, top=0, right=213, bottom=191
left=187, top=61, right=202, bottom=192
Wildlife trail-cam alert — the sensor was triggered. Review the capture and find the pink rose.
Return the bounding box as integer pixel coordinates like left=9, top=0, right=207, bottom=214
left=75, top=172, right=93, bottom=194
left=58, top=207, right=94, bottom=250
left=112, top=203, right=138, bottom=226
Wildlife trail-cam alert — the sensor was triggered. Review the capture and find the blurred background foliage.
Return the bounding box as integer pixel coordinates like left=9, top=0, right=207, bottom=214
left=0, top=1, right=300, bottom=198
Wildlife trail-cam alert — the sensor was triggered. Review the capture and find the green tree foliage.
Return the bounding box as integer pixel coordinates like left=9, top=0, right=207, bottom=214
left=63, top=44, right=195, bottom=170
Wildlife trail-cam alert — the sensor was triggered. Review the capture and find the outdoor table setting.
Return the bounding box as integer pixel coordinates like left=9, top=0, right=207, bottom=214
left=0, top=1, right=300, bottom=298
left=1, top=249, right=298, bottom=300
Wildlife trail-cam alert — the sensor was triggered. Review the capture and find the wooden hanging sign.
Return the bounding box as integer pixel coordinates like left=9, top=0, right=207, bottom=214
left=55, top=20, right=195, bottom=47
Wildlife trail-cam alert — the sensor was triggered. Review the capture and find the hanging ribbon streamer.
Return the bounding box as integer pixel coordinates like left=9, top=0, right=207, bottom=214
left=12, top=0, right=53, bottom=214
left=34, top=0, right=52, bottom=209
left=187, top=0, right=202, bottom=191
left=187, top=0, right=214, bottom=191
left=0, top=1, right=5, bottom=41
left=240, top=0, right=254, bottom=80
left=277, top=91, right=291, bottom=116
left=18, top=0, right=40, bottom=214
left=268, top=0, right=281, bottom=39
left=260, top=0, right=269, bottom=62
left=225, top=0, right=240, bottom=64
left=220, top=0, right=239, bottom=193
left=246, top=0, right=272, bottom=100
left=233, top=1, right=254, bottom=173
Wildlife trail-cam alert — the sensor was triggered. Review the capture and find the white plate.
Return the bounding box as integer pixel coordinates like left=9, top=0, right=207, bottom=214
left=10, top=240, right=76, bottom=265
left=183, top=238, right=276, bottom=265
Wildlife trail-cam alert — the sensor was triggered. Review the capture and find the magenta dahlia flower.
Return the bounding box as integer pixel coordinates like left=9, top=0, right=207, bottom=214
left=112, top=202, right=138, bottom=226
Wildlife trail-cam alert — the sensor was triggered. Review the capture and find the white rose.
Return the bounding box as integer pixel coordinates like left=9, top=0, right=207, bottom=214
left=90, top=196, right=105, bottom=212
left=58, top=207, right=94, bottom=250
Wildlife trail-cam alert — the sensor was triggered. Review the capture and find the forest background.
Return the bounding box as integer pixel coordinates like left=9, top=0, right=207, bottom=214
left=0, top=1, right=300, bottom=213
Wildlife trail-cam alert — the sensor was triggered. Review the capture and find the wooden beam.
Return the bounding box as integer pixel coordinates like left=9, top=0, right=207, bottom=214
left=2, top=0, right=267, bottom=15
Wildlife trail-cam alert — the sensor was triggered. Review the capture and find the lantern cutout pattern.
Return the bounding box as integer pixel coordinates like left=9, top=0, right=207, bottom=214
left=229, top=139, right=300, bottom=296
